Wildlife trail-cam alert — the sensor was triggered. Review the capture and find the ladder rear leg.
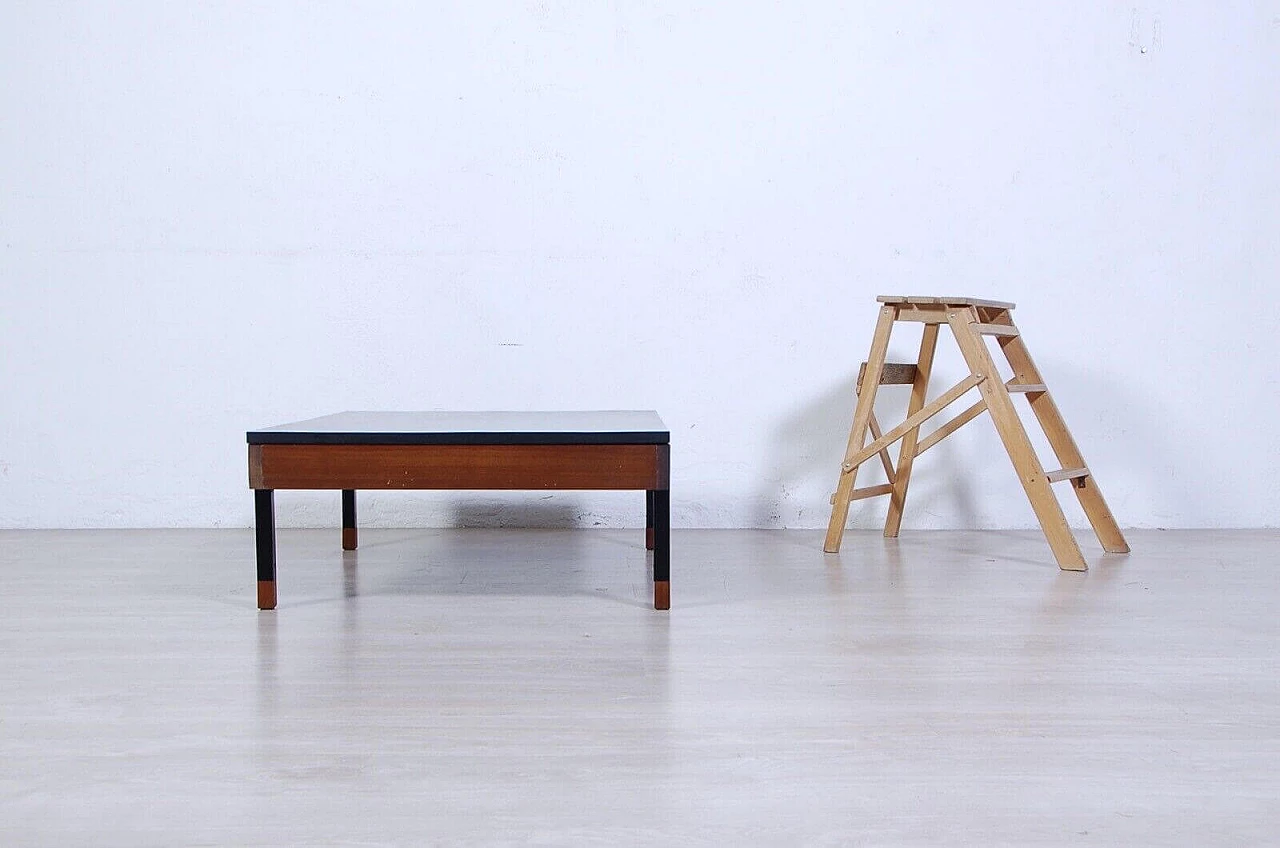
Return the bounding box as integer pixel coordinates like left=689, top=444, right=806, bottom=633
left=825, top=305, right=897, bottom=553
left=885, top=323, right=940, bottom=537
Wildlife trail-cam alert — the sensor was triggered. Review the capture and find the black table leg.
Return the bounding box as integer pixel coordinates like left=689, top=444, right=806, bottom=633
left=645, top=489, right=656, bottom=551
left=255, top=489, right=277, bottom=610
left=342, top=489, right=358, bottom=550
left=653, top=488, right=669, bottom=610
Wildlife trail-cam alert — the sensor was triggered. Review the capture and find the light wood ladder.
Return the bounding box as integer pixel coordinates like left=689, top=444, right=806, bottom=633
left=824, top=296, right=1129, bottom=569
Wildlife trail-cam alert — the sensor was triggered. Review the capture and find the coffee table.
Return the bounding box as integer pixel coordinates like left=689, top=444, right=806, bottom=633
left=246, top=411, right=671, bottom=611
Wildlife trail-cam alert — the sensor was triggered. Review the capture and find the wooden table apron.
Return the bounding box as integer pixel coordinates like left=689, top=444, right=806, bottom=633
left=247, top=441, right=672, bottom=609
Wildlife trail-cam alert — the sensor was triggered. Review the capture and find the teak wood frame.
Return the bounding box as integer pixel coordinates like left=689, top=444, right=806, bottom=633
left=824, top=296, right=1129, bottom=570
left=249, top=442, right=671, bottom=610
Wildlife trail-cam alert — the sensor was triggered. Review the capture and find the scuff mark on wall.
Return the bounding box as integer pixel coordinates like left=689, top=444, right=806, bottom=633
left=1128, top=6, right=1162, bottom=54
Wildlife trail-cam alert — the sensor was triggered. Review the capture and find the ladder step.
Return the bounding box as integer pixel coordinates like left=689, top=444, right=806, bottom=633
left=857, top=362, right=918, bottom=390
left=1006, top=382, right=1047, bottom=393
left=973, top=323, right=1019, bottom=337
left=830, top=484, right=895, bottom=505
left=1046, top=466, right=1090, bottom=483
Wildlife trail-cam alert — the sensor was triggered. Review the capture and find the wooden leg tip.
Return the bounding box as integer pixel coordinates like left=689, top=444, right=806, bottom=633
left=342, top=528, right=358, bottom=551
left=257, top=580, right=277, bottom=610
left=654, top=581, right=670, bottom=610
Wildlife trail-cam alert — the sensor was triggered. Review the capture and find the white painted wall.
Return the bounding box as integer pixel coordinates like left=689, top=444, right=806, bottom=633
left=2, top=3, right=1277, bottom=530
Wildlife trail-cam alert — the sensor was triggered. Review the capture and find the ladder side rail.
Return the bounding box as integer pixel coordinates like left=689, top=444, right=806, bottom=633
left=885, top=323, right=941, bottom=537
left=945, top=307, right=1088, bottom=571
left=825, top=305, right=898, bottom=552
left=988, top=316, right=1130, bottom=554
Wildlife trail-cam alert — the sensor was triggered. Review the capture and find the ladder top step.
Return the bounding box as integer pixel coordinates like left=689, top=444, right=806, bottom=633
left=877, top=295, right=1016, bottom=310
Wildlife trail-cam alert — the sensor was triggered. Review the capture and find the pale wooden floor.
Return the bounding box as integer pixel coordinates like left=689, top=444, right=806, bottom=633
left=1, top=528, right=1277, bottom=846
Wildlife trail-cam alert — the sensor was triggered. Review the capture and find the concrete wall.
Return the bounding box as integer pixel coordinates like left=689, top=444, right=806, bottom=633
left=3, top=3, right=1277, bottom=530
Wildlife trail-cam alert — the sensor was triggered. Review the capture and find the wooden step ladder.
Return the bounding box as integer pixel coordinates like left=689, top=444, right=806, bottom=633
left=824, top=296, right=1129, bottom=569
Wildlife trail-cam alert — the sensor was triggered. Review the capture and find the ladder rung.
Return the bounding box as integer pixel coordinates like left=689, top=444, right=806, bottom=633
left=973, top=323, right=1019, bottom=337
left=1006, top=382, right=1047, bottom=393
left=1046, top=466, right=1090, bottom=483
left=830, top=484, right=895, bottom=505
left=857, top=362, right=918, bottom=390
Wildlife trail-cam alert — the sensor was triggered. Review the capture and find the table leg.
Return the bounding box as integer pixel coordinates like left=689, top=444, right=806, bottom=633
left=342, top=489, right=358, bottom=550
left=255, top=489, right=277, bottom=610
left=652, top=488, right=669, bottom=610
left=645, top=490, right=656, bottom=550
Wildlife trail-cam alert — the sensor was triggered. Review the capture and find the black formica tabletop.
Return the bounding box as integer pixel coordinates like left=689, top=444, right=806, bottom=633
left=247, top=411, right=670, bottom=446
